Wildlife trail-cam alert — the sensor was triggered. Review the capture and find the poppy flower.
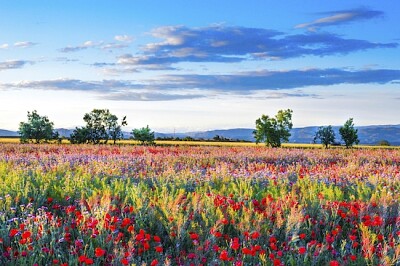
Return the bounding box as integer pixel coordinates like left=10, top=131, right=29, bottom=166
left=95, top=247, right=106, bottom=257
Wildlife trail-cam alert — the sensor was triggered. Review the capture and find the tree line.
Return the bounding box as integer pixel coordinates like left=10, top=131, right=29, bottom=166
left=19, top=109, right=155, bottom=145
left=19, top=109, right=361, bottom=148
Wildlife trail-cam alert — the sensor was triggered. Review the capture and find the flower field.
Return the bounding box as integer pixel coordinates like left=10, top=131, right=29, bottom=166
left=0, top=144, right=399, bottom=265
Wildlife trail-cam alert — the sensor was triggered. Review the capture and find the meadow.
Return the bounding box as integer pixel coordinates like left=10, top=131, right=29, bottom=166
left=0, top=144, right=399, bottom=265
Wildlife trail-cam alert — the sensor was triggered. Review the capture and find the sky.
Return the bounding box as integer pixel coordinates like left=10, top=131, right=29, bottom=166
left=0, top=1, right=399, bottom=132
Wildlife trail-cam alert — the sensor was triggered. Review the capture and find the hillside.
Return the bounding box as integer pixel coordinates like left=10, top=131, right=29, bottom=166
left=1, top=125, right=399, bottom=145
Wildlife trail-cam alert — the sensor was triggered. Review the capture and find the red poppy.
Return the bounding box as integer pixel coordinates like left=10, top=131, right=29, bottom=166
left=121, top=258, right=129, bottom=265
left=298, top=246, right=306, bottom=254
left=150, top=259, right=158, bottom=266
left=94, top=247, right=106, bottom=257
left=329, top=260, right=340, bottom=266
left=155, top=246, right=163, bottom=253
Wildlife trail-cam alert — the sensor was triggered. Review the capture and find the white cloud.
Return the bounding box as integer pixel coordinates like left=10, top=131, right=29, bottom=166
left=114, top=35, right=133, bottom=42
left=14, top=41, right=37, bottom=48
left=0, top=43, right=9, bottom=49
left=0, top=60, right=33, bottom=71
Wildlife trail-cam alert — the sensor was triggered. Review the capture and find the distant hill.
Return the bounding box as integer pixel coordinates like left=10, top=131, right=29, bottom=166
left=1, top=125, right=399, bottom=145
left=0, top=129, right=19, bottom=137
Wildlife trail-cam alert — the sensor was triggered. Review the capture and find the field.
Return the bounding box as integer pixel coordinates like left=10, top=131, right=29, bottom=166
left=0, top=144, right=399, bottom=265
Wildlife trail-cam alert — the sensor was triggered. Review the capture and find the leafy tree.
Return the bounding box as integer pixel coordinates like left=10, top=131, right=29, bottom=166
left=70, top=109, right=127, bottom=144
left=377, top=140, right=390, bottom=146
left=107, top=115, right=127, bottom=144
left=339, top=118, right=359, bottom=148
left=314, top=125, right=336, bottom=148
left=18, top=110, right=57, bottom=143
left=69, top=127, right=90, bottom=144
left=131, top=125, right=155, bottom=145
left=253, top=109, right=293, bottom=147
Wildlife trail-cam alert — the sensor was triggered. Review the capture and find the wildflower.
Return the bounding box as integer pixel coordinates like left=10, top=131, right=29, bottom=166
left=329, top=260, right=340, bottom=266
left=298, top=246, right=306, bottom=254
left=94, top=247, right=106, bottom=257
left=150, top=259, right=158, bottom=266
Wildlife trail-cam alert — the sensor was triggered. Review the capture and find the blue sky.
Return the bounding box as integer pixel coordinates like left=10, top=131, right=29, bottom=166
left=0, top=1, right=399, bottom=132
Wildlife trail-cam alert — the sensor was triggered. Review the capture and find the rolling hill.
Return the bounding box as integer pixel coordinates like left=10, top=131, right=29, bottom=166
left=1, top=125, right=399, bottom=145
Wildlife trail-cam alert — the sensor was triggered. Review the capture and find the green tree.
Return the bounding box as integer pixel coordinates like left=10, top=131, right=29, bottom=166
left=70, top=109, right=127, bottom=144
left=131, top=125, right=155, bottom=145
left=18, top=110, right=57, bottom=143
left=253, top=109, right=293, bottom=147
left=107, top=115, right=128, bottom=144
left=339, top=118, right=359, bottom=148
left=314, top=125, right=336, bottom=148
left=69, top=127, right=90, bottom=144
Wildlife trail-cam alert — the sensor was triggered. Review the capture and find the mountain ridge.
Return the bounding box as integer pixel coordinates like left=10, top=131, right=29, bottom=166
left=1, top=125, right=399, bottom=145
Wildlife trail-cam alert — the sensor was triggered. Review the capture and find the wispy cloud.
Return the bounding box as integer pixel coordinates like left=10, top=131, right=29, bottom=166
left=60, top=41, right=103, bottom=53
left=113, top=25, right=396, bottom=70
left=295, top=8, right=384, bottom=31
left=151, top=68, right=400, bottom=91
left=14, top=41, right=38, bottom=48
left=1, top=68, right=399, bottom=100
left=0, top=42, right=37, bottom=49
left=60, top=38, right=131, bottom=53
left=0, top=60, right=33, bottom=71
left=114, top=35, right=133, bottom=42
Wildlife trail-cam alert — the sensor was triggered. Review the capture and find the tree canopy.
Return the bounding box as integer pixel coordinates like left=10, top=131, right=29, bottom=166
left=18, top=110, right=58, bottom=143
left=314, top=125, right=335, bottom=148
left=253, top=109, right=293, bottom=147
left=339, top=118, right=359, bottom=148
left=70, top=109, right=127, bottom=144
left=131, top=125, right=155, bottom=145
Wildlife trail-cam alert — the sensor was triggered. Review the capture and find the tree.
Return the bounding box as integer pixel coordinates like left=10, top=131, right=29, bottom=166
left=339, top=118, right=359, bottom=148
left=314, top=125, right=336, bottom=148
left=253, top=109, right=293, bottom=147
left=131, top=125, right=155, bottom=145
left=18, top=110, right=57, bottom=143
left=107, top=115, right=127, bottom=144
left=70, top=109, right=127, bottom=144
left=69, top=127, right=90, bottom=144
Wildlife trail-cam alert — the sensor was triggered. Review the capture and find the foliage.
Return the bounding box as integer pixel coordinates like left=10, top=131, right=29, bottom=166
left=253, top=109, right=293, bottom=147
left=70, top=109, right=127, bottom=144
left=131, top=125, right=155, bottom=145
left=339, top=118, right=359, bottom=148
left=107, top=115, right=127, bottom=144
left=0, top=145, right=399, bottom=265
left=69, top=126, right=90, bottom=144
left=18, top=110, right=57, bottom=143
left=314, top=125, right=336, bottom=148
left=378, top=139, right=390, bottom=146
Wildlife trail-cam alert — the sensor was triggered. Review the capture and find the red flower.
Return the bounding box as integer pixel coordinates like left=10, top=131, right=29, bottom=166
left=329, top=260, right=340, bottom=266
left=190, top=232, right=199, bottom=240
left=231, top=237, right=240, bottom=250
left=155, top=246, right=163, bottom=253
left=251, top=231, right=260, bottom=239
left=273, top=259, right=281, bottom=266
left=121, top=258, right=129, bottom=265
left=153, top=235, right=161, bottom=242
left=150, top=259, right=158, bottom=266
left=219, top=250, right=231, bottom=261
left=85, top=258, right=94, bottom=265
left=94, top=247, right=106, bottom=257
left=78, top=255, right=87, bottom=263
left=298, top=246, right=306, bottom=255
left=22, top=231, right=31, bottom=239
left=9, top=229, right=19, bottom=237
left=350, top=255, right=357, bottom=261
left=299, top=233, right=306, bottom=239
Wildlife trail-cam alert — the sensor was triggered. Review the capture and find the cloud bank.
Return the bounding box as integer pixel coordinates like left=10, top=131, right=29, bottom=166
left=1, top=68, right=399, bottom=100
left=112, top=25, right=396, bottom=70
left=296, top=8, right=384, bottom=30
